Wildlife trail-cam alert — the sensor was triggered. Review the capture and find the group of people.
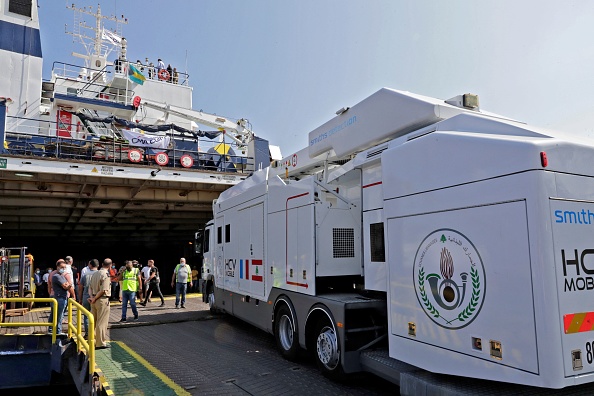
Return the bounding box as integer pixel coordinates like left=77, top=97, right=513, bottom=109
left=41, top=256, right=195, bottom=350
left=136, top=57, right=180, bottom=83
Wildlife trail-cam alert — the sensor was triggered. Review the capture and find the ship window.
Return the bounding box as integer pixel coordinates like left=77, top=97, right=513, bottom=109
left=9, top=0, right=32, bottom=17
left=225, top=224, right=231, bottom=243
left=217, top=226, right=222, bottom=244
left=333, top=228, right=355, bottom=258
left=370, top=222, right=385, bottom=262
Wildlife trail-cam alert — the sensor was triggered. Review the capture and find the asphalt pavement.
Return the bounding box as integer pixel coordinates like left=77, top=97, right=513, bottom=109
left=108, top=293, right=397, bottom=395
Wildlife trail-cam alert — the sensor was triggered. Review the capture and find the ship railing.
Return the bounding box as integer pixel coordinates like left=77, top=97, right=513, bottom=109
left=4, top=124, right=254, bottom=173
left=0, top=298, right=96, bottom=376
left=0, top=297, right=59, bottom=344
left=52, top=77, right=135, bottom=107
left=66, top=299, right=95, bottom=375
left=129, top=60, right=189, bottom=86
left=52, top=61, right=135, bottom=106
left=52, top=61, right=105, bottom=81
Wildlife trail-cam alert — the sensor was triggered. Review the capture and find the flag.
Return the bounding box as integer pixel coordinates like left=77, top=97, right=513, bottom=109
left=128, top=64, right=146, bottom=85
left=102, top=28, right=122, bottom=45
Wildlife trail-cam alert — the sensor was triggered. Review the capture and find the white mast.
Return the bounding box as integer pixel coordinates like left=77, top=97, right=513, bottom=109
left=65, top=3, right=128, bottom=67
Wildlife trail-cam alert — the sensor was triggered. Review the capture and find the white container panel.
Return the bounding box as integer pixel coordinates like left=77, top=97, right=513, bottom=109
left=267, top=211, right=288, bottom=292
left=388, top=200, right=538, bottom=374
left=286, top=202, right=316, bottom=293
left=315, top=204, right=362, bottom=277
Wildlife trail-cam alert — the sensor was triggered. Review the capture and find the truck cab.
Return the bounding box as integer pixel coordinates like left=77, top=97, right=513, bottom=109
left=197, top=220, right=216, bottom=310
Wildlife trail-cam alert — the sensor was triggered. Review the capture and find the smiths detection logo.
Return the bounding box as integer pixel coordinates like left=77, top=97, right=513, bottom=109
left=414, top=229, right=486, bottom=330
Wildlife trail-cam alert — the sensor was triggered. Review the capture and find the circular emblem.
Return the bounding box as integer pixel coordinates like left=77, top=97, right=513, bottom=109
left=154, top=152, right=169, bottom=166
left=413, top=229, right=486, bottom=329
left=128, top=149, right=142, bottom=163
left=180, top=154, right=194, bottom=168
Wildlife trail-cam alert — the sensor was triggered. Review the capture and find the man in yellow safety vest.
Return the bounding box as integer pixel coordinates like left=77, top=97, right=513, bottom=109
left=118, top=260, right=142, bottom=322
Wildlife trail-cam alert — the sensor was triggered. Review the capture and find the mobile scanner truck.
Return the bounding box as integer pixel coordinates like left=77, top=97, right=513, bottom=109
left=198, top=88, right=594, bottom=391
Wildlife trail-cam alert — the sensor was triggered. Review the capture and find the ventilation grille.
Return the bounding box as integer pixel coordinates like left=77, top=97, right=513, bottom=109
left=333, top=228, right=355, bottom=258
left=367, top=145, right=388, bottom=159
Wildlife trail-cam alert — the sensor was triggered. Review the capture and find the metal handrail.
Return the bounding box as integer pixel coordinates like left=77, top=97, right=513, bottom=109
left=67, top=299, right=95, bottom=375
left=0, top=297, right=58, bottom=344
left=3, top=129, right=254, bottom=172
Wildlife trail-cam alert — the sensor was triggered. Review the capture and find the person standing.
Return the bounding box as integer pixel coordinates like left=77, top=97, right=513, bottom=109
left=37, top=268, right=48, bottom=299
left=191, top=266, right=199, bottom=292
left=89, top=259, right=112, bottom=349
left=78, top=261, right=91, bottom=305
left=48, top=259, right=68, bottom=312
left=34, top=268, right=42, bottom=295
left=118, top=260, right=141, bottom=322
left=65, top=256, right=77, bottom=293
left=109, top=264, right=118, bottom=301
left=140, top=259, right=165, bottom=307
left=141, top=261, right=151, bottom=302
left=171, top=258, right=192, bottom=308
left=42, top=267, right=52, bottom=284
left=118, top=264, right=125, bottom=302
left=148, top=61, right=154, bottom=79
left=172, top=67, right=179, bottom=84
left=80, top=259, right=98, bottom=338
left=157, top=58, right=165, bottom=78
left=48, top=260, right=74, bottom=335
left=64, top=255, right=74, bottom=274
left=79, top=261, right=91, bottom=302
left=133, top=260, right=143, bottom=301
left=166, top=64, right=173, bottom=83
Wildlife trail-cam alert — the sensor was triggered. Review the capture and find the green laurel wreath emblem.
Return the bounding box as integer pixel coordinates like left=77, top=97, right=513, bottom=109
left=457, top=266, right=480, bottom=322
left=418, top=267, right=439, bottom=318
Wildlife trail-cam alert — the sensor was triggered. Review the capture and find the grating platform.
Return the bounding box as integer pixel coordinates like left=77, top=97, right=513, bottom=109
left=94, top=340, right=190, bottom=396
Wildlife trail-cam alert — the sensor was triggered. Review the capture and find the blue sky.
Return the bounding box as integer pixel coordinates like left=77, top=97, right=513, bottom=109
left=38, top=1, right=594, bottom=156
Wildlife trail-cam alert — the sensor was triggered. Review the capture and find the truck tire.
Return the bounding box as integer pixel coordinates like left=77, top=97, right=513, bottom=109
left=313, top=316, right=344, bottom=379
left=275, top=304, right=299, bottom=360
left=207, top=284, right=216, bottom=313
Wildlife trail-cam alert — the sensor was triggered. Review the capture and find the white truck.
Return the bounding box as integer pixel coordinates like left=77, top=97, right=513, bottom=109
left=198, top=88, right=594, bottom=391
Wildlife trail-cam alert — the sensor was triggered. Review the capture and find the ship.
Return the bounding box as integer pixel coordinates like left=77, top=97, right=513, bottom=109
left=0, top=1, right=278, bottom=258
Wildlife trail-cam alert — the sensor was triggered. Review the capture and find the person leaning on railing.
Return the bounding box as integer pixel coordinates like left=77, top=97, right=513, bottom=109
left=48, top=260, right=75, bottom=335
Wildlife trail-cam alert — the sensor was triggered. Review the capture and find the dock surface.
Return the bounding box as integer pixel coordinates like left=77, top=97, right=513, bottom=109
left=1, top=294, right=395, bottom=395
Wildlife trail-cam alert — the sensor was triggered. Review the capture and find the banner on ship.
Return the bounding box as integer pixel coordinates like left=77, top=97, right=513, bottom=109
left=122, top=129, right=171, bottom=149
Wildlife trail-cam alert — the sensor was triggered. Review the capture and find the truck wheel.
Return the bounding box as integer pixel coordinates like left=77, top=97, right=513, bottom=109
left=275, top=304, right=299, bottom=360
left=313, top=317, right=344, bottom=378
left=207, top=285, right=216, bottom=313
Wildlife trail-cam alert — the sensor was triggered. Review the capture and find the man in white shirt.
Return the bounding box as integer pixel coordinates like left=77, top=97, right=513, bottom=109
left=141, top=262, right=151, bottom=301
left=42, top=268, right=52, bottom=283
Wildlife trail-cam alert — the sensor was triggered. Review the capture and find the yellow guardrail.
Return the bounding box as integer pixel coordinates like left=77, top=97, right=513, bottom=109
left=0, top=297, right=58, bottom=344
left=67, top=299, right=95, bottom=375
